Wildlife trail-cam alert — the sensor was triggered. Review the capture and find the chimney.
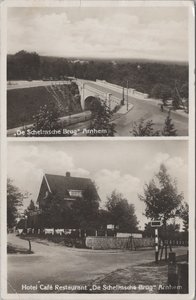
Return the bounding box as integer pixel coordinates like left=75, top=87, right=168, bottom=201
left=66, top=171, right=71, bottom=177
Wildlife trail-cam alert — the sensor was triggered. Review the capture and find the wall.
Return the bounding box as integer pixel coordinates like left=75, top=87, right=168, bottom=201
left=86, top=236, right=154, bottom=250
left=96, top=80, right=149, bottom=100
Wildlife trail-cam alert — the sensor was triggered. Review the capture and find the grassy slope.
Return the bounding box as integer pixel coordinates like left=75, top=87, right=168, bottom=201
left=7, top=85, right=82, bottom=129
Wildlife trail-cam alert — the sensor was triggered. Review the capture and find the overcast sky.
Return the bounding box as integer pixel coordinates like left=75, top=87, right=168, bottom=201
left=7, top=6, right=188, bottom=61
left=7, top=140, right=188, bottom=229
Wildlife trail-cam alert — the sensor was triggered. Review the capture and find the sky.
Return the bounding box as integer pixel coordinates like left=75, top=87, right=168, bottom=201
left=7, top=6, right=189, bottom=61
left=7, top=140, right=188, bottom=229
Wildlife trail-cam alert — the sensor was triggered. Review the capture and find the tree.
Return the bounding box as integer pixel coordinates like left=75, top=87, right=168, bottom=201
left=151, top=83, right=172, bottom=105
left=40, top=191, right=72, bottom=228
left=97, top=209, right=111, bottom=230
left=172, top=88, right=181, bottom=110
left=143, top=222, right=154, bottom=238
left=180, top=82, right=188, bottom=100
left=7, top=179, right=26, bottom=228
left=72, top=182, right=100, bottom=229
left=31, top=103, right=61, bottom=136
left=106, top=190, right=138, bottom=232
left=87, top=99, right=116, bottom=137
left=139, top=164, right=183, bottom=227
left=40, top=183, right=100, bottom=230
left=162, top=111, right=177, bottom=136
left=179, top=202, right=189, bottom=233
left=26, top=199, right=36, bottom=211
left=131, top=119, right=160, bottom=136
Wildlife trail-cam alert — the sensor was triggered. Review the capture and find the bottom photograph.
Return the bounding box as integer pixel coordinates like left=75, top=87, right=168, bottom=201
left=6, top=140, right=189, bottom=295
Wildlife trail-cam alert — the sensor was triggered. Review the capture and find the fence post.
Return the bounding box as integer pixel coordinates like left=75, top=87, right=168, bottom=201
left=27, top=239, right=32, bottom=253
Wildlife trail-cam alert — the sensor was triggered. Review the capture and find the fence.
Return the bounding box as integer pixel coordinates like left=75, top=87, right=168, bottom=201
left=163, top=239, right=188, bottom=247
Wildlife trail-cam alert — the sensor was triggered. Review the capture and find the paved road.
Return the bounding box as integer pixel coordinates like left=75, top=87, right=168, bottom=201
left=7, top=234, right=187, bottom=294
left=7, top=80, right=188, bottom=136
left=84, top=81, right=188, bottom=136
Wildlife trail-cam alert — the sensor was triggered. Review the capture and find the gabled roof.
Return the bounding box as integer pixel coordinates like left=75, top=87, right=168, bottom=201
left=43, top=173, right=99, bottom=200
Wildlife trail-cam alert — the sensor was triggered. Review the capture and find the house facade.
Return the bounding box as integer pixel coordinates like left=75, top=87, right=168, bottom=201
left=37, top=171, right=99, bottom=209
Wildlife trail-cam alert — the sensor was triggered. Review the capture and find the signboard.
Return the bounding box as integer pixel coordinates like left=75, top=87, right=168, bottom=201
left=107, top=224, right=115, bottom=230
left=29, top=209, right=42, bottom=216
left=151, top=220, right=162, bottom=227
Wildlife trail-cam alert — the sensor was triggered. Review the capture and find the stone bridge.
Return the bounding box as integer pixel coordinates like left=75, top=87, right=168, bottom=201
left=76, top=81, right=122, bottom=111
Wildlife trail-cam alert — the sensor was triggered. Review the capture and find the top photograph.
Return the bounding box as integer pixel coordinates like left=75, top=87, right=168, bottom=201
left=6, top=2, right=191, bottom=137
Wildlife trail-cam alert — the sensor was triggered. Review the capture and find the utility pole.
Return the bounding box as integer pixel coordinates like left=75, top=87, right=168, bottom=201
left=126, top=80, right=129, bottom=111
left=122, top=87, right=125, bottom=105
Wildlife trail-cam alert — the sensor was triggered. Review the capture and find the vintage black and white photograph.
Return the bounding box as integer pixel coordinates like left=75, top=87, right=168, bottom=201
left=6, top=140, right=189, bottom=295
left=6, top=3, right=190, bottom=137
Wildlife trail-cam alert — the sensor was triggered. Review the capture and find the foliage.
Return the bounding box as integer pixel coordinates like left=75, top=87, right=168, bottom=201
left=7, top=50, right=40, bottom=80
left=131, top=119, right=160, bottom=136
left=143, top=221, right=180, bottom=239
left=97, top=209, right=112, bottom=229
left=162, top=111, right=177, bottom=136
left=106, top=190, right=139, bottom=232
left=30, top=103, right=62, bottom=136
left=179, top=202, right=189, bottom=232
left=87, top=99, right=116, bottom=136
left=39, top=182, right=100, bottom=229
left=72, top=182, right=100, bottom=229
left=180, top=82, right=188, bottom=99
left=143, top=222, right=155, bottom=237
left=26, top=199, right=36, bottom=211
left=171, top=88, right=181, bottom=109
left=151, top=83, right=172, bottom=104
left=7, top=179, right=26, bottom=228
left=7, top=51, right=188, bottom=97
left=131, top=113, right=178, bottom=137
left=139, top=164, right=183, bottom=226
left=39, top=191, right=73, bottom=228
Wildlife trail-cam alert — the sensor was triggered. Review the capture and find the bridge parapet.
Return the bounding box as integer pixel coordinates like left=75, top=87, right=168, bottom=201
left=96, top=79, right=149, bottom=99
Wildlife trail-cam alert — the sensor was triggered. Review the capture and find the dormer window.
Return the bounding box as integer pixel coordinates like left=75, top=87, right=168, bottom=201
left=68, top=190, right=82, bottom=198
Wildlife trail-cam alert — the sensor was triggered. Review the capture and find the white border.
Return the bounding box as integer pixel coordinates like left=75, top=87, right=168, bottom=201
left=1, top=0, right=195, bottom=299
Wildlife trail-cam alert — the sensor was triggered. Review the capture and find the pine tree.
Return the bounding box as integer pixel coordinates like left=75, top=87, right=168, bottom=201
left=162, top=111, right=177, bottom=136
left=131, top=119, right=160, bottom=136
left=87, top=99, right=116, bottom=136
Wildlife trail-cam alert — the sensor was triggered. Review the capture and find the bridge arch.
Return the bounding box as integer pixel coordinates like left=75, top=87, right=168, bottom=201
left=77, top=82, right=107, bottom=110
left=84, top=96, right=102, bottom=111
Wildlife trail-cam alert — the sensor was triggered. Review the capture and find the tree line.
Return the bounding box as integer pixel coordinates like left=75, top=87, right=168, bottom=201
left=7, top=50, right=188, bottom=101
left=8, top=164, right=188, bottom=237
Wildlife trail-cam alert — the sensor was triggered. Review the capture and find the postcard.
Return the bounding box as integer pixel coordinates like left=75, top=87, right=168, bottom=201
left=0, top=1, right=195, bottom=300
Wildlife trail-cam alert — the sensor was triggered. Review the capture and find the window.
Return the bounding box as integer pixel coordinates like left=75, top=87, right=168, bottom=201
left=68, top=190, right=82, bottom=198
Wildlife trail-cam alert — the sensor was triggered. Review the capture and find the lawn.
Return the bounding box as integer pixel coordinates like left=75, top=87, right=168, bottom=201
left=7, top=84, right=82, bottom=129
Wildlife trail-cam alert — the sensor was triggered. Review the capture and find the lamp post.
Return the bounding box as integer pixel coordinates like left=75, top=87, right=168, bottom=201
left=107, top=93, right=112, bottom=111
left=122, top=87, right=125, bottom=105
left=126, top=80, right=129, bottom=111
